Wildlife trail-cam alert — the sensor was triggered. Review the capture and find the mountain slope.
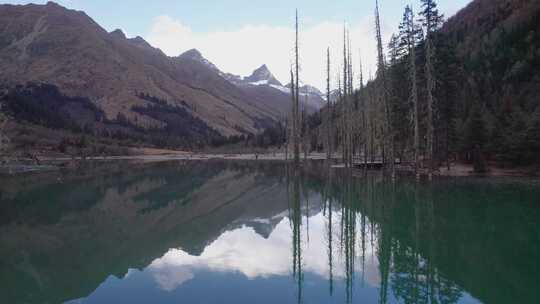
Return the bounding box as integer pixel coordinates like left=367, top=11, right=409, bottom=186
left=438, top=0, right=540, bottom=163
left=442, top=0, right=540, bottom=113
left=0, top=1, right=279, bottom=142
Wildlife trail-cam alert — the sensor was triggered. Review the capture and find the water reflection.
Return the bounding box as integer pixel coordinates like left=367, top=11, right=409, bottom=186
left=0, top=160, right=539, bottom=303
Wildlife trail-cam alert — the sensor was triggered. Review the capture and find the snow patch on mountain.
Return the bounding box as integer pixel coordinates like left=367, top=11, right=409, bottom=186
left=250, top=80, right=269, bottom=86
left=269, top=84, right=290, bottom=94
left=244, top=65, right=282, bottom=86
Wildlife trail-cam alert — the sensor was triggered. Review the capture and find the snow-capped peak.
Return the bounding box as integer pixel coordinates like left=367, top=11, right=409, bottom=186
left=245, top=65, right=282, bottom=86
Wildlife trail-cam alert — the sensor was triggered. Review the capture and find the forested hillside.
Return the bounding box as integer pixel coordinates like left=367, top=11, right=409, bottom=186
left=442, top=0, right=540, bottom=164
left=306, top=0, right=540, bottom=174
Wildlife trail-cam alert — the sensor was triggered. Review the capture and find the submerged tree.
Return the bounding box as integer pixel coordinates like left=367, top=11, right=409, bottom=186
left=290, top=10, right=301, bottom=166
left=359, top=54, right=369, bottom=167
left=289, top=69, right=296, bottom=160
left=326, top=48, right=333, bottom=160
left=341, top=27, right=354, bottom=168
left=375, top=0, right=396, bottom=178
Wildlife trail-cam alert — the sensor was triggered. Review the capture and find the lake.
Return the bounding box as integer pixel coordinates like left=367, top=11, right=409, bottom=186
left=0, top=160, right=539, bottom=304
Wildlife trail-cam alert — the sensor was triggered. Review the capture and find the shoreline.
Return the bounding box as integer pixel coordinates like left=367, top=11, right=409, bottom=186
left=1, top=152, right=537, bottom=177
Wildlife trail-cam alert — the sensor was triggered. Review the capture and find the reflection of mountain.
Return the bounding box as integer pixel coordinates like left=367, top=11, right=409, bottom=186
left=0, top=161, right=321, bottom=304
left=1, top=162, right=539, bottom=304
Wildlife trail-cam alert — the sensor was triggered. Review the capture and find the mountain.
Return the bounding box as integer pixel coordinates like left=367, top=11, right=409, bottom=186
left=0, top=2, right=281, bottom=150
left=244, top=64, right=282, bottom=86
left=177, top=48, right=221, bottom=71
left=286, top=83, right=327, bottom=110
left=226, top=65, right=326, bottom=115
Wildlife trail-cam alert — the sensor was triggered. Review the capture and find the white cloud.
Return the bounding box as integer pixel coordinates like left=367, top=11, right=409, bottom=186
left=145, top=16, right=393, bottom=90
left=147, top=212, right=381, bottom=291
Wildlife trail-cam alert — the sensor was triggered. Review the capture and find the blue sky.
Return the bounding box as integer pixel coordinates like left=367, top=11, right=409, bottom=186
left=6, top=0, right=473, bottom=89
left=7, top=0, right=471, bottom=34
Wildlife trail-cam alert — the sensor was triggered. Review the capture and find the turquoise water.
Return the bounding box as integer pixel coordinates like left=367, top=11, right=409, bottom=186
left=0, top=160, right=539, bottom=304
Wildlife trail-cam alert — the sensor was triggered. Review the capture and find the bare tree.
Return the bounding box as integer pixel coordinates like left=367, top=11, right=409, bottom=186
left=346, top=30, right=354, bottom=168
left=293, top=10, right=300, bottom=164
left=375, top=0, right=396, bottom=178
left=326, top=48, right=333, bottom=160
left=302, top=98, right=308, bottom=160
left=359, top=54, right=368, bottom=167
left=290, top=10, right=301, bottom=166
left=342, top=27, right=349, bottom=167
left=420, top=0, right=443, bottom=179
left=284, top=114, right=290, bottom=161
left=290, top=68, right=296, bottom=161
left=339, top=27, right=355, bottom=168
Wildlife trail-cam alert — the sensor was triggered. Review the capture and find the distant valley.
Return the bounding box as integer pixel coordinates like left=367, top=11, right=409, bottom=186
left=0, top=1, right=324, bottom=153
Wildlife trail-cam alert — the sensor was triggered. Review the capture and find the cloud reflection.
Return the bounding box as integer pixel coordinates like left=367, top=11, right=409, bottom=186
left=148, top=212, right=380, bottom=291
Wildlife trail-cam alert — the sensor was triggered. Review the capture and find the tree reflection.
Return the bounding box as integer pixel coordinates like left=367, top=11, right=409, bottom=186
left=4, top=161, right=540, bottom=304
left=314, top=170, right=467, bottom=304
left=387, top=182, right=463, bottom=304
left=289, top=166, right=303, bottom=304
left=341, top=170, right=357, bottom=304
left=323, top=164, right=334, bottom=296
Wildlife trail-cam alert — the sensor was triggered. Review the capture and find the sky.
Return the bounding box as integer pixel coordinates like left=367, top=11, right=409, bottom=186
left=6, top=0, right=472, bottom=90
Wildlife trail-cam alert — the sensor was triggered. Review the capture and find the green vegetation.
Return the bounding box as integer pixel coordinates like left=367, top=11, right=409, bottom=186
left=0, top=84, right=288, bottom=155
left=303, top=0, right=540, bottom=174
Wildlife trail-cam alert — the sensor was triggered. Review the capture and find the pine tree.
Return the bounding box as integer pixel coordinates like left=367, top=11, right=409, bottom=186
left=419, top=0, right=443, bottom=179
left=526, top=110, right=540, bottom=163
left=0, top=111, right=6, bottom=155
left=387, top=34, right=410, bottom=164
left=465, top=104, right=487, bottom=173
left=434, top=34, right=459, bottom=171
left=399, top=5, right=422, bottom=178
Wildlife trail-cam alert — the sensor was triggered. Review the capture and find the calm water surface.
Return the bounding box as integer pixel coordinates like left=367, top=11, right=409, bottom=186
left=0, top=160, right=539, bottom=304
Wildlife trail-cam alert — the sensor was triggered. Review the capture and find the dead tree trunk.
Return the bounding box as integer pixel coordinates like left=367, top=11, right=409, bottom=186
left=290, top=69, right=296, bottom=162
left=375, top=0, right=395, bottom=178
left=326, top=48, right=332, bottom=161
left=293, top=10, right=301, bottom=166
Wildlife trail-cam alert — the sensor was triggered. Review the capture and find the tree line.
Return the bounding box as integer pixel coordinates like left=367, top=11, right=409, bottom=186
left=288, top=0, right=540, bottom=175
